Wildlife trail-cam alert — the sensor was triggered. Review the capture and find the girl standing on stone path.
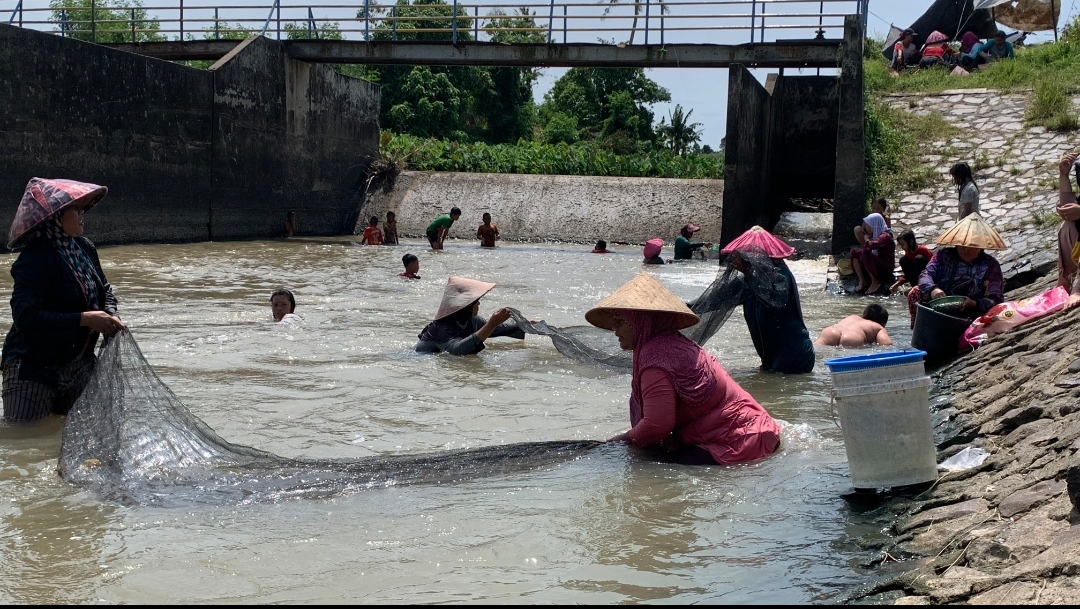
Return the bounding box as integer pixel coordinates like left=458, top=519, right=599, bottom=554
left=1055, top=152, right=1080, bottom=310
left=950, top=162, right=980, bottom=220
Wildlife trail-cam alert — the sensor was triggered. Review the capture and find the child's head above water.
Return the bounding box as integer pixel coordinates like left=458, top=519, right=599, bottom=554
left=595, top=239, right=607, bottom=250
left=270, top=288, right=296, bottom=322
left=368, top=216, right=379, bottom=227
left=861, top=303, right=889, bottom=326
left=402, top=253, right=419, bottom=274
left=482, top=212, right=491, bottom=224
left=386, top=211, right=395, bottom=220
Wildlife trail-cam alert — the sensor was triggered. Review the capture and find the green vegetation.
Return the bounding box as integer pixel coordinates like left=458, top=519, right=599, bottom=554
left=379, top=132, right=723, bottom=179
left=864, top=96, right=959, bottom=201
left=49, top=0, right=163, bottom=43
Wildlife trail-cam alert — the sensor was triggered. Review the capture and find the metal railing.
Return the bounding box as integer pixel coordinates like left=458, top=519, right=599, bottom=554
left=5, top=0, right=865, bottom=45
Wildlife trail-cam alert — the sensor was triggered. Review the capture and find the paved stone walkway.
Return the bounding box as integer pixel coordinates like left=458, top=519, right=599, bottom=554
left=881, top=88, right=1080, bottom=279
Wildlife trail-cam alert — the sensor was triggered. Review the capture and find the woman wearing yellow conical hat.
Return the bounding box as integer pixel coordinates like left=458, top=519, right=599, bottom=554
left=415, top=276, right=525, bottom=355
left=586, top=273, right=781, bottom=465
left=906, top=213, right=1005, bottom=328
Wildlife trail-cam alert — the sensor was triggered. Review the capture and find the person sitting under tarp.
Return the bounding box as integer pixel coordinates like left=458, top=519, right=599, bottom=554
left=962, top=30, right=1014, bottom=70
left=587, top=273, right=782, bottom=465
left=891, top=28, right=921, bottom=73
left=415, top=276, right=525, bottom=355
left=721, top=227, right=815, bottom=374
left=919, top=31, right=958, bottom=68
left=907, top=214, right=1005, bottom=328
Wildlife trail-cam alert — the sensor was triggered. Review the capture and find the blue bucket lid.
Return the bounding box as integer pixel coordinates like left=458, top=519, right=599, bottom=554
left=824, top=350, right=926, bottom=373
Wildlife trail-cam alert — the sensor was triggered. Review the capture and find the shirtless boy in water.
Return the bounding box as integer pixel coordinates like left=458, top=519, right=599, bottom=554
left=815, top=304, right=892, bottom=347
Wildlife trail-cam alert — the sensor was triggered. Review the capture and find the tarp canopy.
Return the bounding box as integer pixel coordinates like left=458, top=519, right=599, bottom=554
left=979, top=0, right=1060, bottom=32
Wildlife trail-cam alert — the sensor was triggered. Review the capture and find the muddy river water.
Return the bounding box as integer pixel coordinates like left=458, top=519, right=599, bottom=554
left=0, top=238, right=914, bottom=603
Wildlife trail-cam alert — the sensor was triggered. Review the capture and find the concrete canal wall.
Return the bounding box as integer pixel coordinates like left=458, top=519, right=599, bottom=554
left=361, top=171, right=724, bottom=246
left=0, top=25, right=380, bottom=246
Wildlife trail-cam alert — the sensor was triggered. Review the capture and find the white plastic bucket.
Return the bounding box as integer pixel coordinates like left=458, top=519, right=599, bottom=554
left=824, top=351, right=938, bottom=490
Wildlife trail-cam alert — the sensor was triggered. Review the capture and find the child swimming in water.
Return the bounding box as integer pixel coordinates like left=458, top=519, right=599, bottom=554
left=815, top=303, right=892, bottom=347
left=399, top=254, right=421, bottom=279
left=270, top=288, right=301, bottom=323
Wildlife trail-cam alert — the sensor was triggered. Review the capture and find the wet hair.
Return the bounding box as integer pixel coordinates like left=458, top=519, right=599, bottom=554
left=482, top=212, right=491, bottom=221
left=386, top=211, right=395, bottom=219
left=270, top=288, right=296, bottom=313
left=368, top=216, right=379, bottom=226
left=897, top=229, right=918, bottom=249
left=450, top=207, right=462, bottom=216
left=861, top=303, right=889, bottom=326
left=596, top=239, right=607, bottom=250
left=402, top=253, right=417, bottom=268
left=872, top=198, right=888, bottom=212
left=949, top=162, right=977, bottom=193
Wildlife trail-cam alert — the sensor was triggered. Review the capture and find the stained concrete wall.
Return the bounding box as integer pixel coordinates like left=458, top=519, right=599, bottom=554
left=721, top=15, right=865, bottom=255
left=0, top=23, right=214, bottom=243
left=0, top=25, right=380, bottom=246
left=721, top=65, right=776, bottom=248
left=362, top=171, right=724, bottom=245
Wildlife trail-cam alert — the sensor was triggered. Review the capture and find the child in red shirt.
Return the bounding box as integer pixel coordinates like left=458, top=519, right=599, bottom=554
left=361, top=216, right=383, bottom=245
left=399, top=253, right=421, bottom=279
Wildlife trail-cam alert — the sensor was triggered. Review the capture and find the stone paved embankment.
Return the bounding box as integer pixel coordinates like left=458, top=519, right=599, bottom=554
left=882, top=88, right=1080, bottom=280
left=850, top=276, right=1080, bottom=605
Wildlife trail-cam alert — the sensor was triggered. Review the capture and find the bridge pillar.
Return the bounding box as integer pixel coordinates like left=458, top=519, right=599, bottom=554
left=831, top=14, right=866, bottom=255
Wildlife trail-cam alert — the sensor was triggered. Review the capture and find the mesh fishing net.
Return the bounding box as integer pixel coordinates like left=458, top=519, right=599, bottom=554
left=514, top=249, right=792, bottom=370
left=58, top=332, right=600, bottom=507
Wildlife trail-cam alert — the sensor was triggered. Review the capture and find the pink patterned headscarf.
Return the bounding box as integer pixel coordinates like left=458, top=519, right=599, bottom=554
left=622, top=310, right=719, bottom=426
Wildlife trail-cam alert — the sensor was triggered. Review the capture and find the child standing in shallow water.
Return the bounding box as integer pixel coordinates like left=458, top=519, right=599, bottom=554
left=383, top=211, right=399, bottom=245
left=399, top=254, right=421, bottom=279
left=361, top=216, right=383, bottom=245
left=477, top=213, right=500, bottom=248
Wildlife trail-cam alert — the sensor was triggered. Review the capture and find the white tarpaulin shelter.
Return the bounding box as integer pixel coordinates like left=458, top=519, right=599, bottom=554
left=974, top=0, right=1060, bottom=32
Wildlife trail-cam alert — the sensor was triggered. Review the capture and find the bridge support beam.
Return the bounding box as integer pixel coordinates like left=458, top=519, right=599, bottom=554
left=105, top=40, right=842, bottom=69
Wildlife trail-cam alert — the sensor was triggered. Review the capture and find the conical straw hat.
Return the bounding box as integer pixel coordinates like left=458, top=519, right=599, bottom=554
left=585, top=273, right=700, bottom=331
left=935, top=213, right=1007, bottom=250
left=434, top=276, right=496, bottom=320
left=8, top=178, right=108, bottom=250
left=720, top=225, right=795, bottom=259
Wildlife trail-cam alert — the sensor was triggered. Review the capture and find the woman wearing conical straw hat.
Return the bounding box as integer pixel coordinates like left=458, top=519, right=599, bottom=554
left=415, top=276, right=526, bottom=355
left=720, top=226, right=815, bottom=375
left=906, top=213, right=1005, bottom=328
left=587, top=273, right=782, bottom=464
left=2, top=178, right=126, bottom=421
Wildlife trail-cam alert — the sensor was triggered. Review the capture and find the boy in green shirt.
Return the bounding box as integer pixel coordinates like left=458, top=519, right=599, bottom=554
left=427, top=207, right=461, bottom=250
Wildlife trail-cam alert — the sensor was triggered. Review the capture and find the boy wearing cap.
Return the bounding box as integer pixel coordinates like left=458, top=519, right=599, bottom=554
left=673, top=223, right=711, bottom=260
left=891, top=28, right=920, bottom=72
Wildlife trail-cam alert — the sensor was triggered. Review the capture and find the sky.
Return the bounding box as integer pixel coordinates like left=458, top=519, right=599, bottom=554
left=10, top=0, right=1079, bottom=146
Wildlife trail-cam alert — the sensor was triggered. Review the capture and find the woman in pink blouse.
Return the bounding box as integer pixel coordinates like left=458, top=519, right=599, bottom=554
left=586, top=273, right=781, bottom=464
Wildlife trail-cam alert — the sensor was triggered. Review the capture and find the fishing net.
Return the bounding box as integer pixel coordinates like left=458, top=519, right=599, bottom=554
left=513, top=249, right=792, bottom=371
left=59, top=332, right=600, bottom=507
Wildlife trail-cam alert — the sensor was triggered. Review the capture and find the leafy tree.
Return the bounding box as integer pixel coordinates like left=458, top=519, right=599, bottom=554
left=49, top=0, right=163, bottom=43
left=543, top=112, right=579, bottom=145
left=700, top=144, right=714, bottom=154
left=354, top=1, right=537, bottom=144
left=540, top=68, right=670, bottom=145
left=284, top=21, right=344, bottom=41
left=656, top=104, right=703, bottom=156
left=389, top=67, right=463, bottom=139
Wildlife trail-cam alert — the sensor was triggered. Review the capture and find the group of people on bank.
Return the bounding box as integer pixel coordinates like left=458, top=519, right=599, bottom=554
left=890, top=27, right=1016, bottom=75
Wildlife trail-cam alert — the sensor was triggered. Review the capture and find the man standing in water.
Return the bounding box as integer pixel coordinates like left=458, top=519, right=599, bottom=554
left=427, top=207, right=461, bottom=250
left=477, top=212, right=500, bottom=248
